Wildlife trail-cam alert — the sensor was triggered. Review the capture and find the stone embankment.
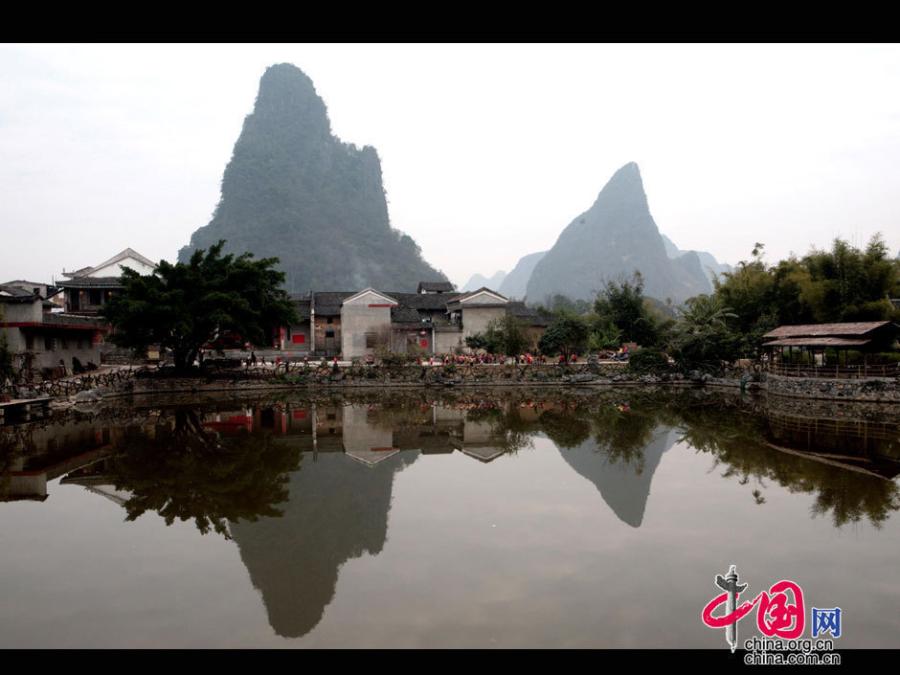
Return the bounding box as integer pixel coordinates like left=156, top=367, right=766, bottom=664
left=765, top=372, right=900, bottom=403
left=10, top=362, right=900, bottom=405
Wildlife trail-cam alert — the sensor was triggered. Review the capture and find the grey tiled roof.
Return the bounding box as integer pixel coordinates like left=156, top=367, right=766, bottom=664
left=312, top=292, right=355, bottom=316
left=57, top=276, right=124, bottom=289
left=417, top=281, right=456, bottom=293
left=65, top=248, right=157, bottom=278
left=0, top=284, right=36, bottom=302
left=508, top=301, right=552, bottom=327
left=290, top=295, right=311, bottom=320
left=763, top=322, right=895, bottom=339
left=42, top=313, right=108, bottom=328
left=388, top=292, right=462, bottom=311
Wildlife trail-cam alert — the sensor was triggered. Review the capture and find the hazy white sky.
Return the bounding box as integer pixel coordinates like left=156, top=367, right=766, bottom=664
left=1, top=43, right=899, bottom=289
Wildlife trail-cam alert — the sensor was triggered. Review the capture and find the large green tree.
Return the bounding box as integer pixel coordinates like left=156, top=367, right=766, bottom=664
left=593, top=273, right=663, bottom=347
left=538, top=312, right=589, bottom=359
left=465, top=314, right=531, bottom=355
left=104, top=241, right=297, bottom=372
left=669, top=294, right=740, bottom=373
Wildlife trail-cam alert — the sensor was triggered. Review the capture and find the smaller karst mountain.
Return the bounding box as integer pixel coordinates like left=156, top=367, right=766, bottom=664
left=498, top=251, right=547, bottom=300
left=525, top=162, right=713, bottom=305
left=179, top=63, right=446, bottom=293
left=661, top=235, right=732, bottom=282
left=461, top=270, right=507, bottom=293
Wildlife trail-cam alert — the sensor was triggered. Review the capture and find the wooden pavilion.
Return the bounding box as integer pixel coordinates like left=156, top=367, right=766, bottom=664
left=762, top=321, right=900, bottom=377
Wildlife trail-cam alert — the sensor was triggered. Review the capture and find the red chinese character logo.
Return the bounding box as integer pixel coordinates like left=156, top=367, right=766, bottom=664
left=756, top=580, right=804, bottom=639
left=702, top=567, right=805, bottom=648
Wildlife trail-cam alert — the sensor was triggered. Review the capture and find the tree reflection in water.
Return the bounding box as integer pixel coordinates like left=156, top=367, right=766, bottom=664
left=676, top=396, right=900, bottom=528
left=107, top=409, right=301, bottom=537
left=32, top=389, right=899, bottom=537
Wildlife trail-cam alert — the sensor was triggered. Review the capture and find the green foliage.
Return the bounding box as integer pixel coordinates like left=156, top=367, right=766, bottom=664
left=627, top=348, right=672, bottom=374
left=496, top=314, right=531, bottom=355
left=586, top=316, right=622, bottom=351
left=712, top=235, right=900, bottom=356
left=379, top=351, right=417, bottom=368
left=593, top=272, right=663, bottom=347
left=534, top=294, right=593, bottom=316
left=464, top=333, right=490, bottom=352
left=538, top=312, right=589, bottom=359
left=103, top=240, right=297, bottom=373
left=466, top=314, right=531, bottom=355
left=668, top=294, right=741, bottom=373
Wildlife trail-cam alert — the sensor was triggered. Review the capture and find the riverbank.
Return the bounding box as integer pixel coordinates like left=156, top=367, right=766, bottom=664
left=12, top=360, right=900, bottom=415
left=101, top=362, right=750, bottom=398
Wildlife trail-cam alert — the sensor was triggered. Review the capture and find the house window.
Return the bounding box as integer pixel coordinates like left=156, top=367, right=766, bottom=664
left=44, top=336, right=55, bottom=351
left=365, top=332, right=378, bottom=348
left=89, top=289, right=103, bottom=305
left=327, top=317, right=334, bottom=324
left=61, top=338, right=69, bottom=350
left=325, top=330, right=335, bottom=338
left=25, top=334, right=34, bottom=351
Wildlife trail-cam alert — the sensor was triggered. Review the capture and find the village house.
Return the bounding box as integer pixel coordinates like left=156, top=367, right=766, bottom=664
left=58, top=248, right=157, bottom=316
left=277, top=282, right=549, bottom=360
left=1, top=284, right=106, bottom=379
left=1, top=280, right=65, bottom=310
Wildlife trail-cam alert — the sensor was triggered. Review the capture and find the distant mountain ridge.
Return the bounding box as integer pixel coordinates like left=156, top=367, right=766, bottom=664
left=525, top=163, right=713, bottom=304
left=661, top=234, right=732, bottom=281
left=498, top=251, right=547, bottom=300
left=178, top=63, right=446, bottom=293
left=461, top=270, right=507, bottom=293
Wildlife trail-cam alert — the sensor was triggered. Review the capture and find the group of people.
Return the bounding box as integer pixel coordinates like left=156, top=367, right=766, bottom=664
left=243, top=349, right=632, bottom=368
left=431, top=353, right=550, bottom=366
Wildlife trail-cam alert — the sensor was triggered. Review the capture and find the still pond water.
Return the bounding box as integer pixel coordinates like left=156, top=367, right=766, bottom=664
left=2, top=388, right=899, bottom=648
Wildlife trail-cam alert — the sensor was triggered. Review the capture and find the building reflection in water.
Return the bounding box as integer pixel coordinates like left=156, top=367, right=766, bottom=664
left=2, top=390, right=898, bottom=639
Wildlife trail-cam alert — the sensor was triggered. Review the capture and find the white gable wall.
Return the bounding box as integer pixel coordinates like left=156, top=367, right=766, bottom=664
left=460, top=290, right=506, bottom=305
left=89, top=257, right=156, bottom=278
left=341, top=299, right=395, bottom=359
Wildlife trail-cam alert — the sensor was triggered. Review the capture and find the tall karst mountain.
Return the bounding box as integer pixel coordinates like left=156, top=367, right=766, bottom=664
left=179, top=63, right=446, bottom=293
left=526, top=163, right=712, bottom=304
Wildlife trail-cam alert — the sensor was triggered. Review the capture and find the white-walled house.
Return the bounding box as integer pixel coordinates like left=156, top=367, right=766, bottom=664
left=59, top=248, right=157, bottom=316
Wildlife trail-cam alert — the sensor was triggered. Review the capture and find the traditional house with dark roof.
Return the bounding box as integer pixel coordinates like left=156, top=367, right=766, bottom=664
left=1, top=284, right=107, bottom=378
left=275, top=282, right=549, bottom=360
left=1, top=280, right=65, bottom=309
left=58, top=248, right=157, bottom=316
left=416, top=281, right=456, bottom=294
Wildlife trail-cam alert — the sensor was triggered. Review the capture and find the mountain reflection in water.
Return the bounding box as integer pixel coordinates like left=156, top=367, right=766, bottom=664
left=2, top=388, right=898, bottom=642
